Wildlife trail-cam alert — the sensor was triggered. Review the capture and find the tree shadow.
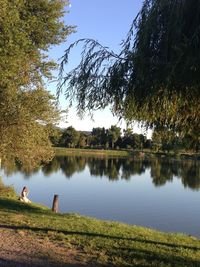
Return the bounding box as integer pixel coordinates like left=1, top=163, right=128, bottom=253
left=1, top=197, right=200, bottom=267
left=0, top=223, right=200, bottom=252
left=0, top=198, right=49, bottom=215
left=0, top=258, right=110, bottom=267
left=110, top=246, right=200, bottom=267
left=1, top=223, right=200, bottom=267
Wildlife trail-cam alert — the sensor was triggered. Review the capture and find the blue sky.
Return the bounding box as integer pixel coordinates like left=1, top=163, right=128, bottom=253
left=48, top=0, right=152, bottom=137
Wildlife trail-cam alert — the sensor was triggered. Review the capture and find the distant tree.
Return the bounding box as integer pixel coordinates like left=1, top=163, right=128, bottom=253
left=132, top=134, right=141, bottom=149
left=139, top=134, right=147, bottom=150
left=123, top=128, right=134, bottom=149
left=144, top=139, right=152, bottom=149
left=115, top=136, right=123, bottom=149
left=46, top=124, right=62, bottom=146
left=91, top=127, right=103, bottom=147
left=107, top=125, right=121, bottom=149
left=91, top=127, right=107, bottom=148
left=152, top=128, right=163, bottom=151
left=78, top=133, right=87, bottom=148
left=61, top=126, right=80, bottom=148
left=100, top=127, right=108, bottom=148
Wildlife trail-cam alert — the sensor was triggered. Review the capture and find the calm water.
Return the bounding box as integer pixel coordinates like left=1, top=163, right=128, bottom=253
left=1, top=156, right=200, bottom=237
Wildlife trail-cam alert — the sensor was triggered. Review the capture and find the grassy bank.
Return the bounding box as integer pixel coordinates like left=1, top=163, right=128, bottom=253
left=54, top=147, right=200, bottom=160
left=1, top=181, right=200, bottom=266
left=54, top=147, right=131, bottom=157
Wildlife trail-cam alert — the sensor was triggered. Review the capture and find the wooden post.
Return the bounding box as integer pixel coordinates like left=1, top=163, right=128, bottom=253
left=52, top=194, right=59, bottom=213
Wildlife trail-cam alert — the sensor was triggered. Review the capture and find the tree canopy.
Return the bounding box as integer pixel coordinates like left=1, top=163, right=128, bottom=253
left=61, top=126, right=80, bottom=148
left=59, top=0, right=200, bottom=137
left=0, top=0, right=73, bottom=167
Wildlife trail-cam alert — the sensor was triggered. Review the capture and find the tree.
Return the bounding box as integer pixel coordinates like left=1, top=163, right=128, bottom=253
left=107, top=125, right=121, bottom=149
left=46, top=124, right=62, bottom=147
left=152, top=127, right=182, bottom=152
left=181, top=135, right=200, bottom=152
left=59, top=0, right=200, bottom=137
left=144, top=139, right=152, bottom=149
left=0, top=0, right=73, bottom=167
left=61, top=126, right=80, bottom=148
left=78, top=132, right=87, bottom=148
left=91, top=127, right=107, bottom=148
left=91, top=127, right=102, bottom=147
left=132, top=134, right=141, bottom=150
left=123, top=128, right=134, bottom=149
left=0, top=88, right=60, bottom=168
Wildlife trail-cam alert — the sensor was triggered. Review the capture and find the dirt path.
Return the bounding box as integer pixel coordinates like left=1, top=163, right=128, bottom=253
left=0, top=228, right=97, bottom=267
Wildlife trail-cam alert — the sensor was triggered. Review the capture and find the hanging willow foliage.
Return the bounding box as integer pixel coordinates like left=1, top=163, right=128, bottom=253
left=59, top=0, right=200, bottom=136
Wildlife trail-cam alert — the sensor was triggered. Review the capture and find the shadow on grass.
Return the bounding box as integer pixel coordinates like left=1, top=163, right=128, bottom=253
left=0, top=258, right=110, bottom=267
left=0, top=222, right=200, bottom=252
left=0, top=198, right=49, bottom=214
left=1, top=197, right=200, bottom=266
left=1, top=222, right=200, bottom=267
left=110, top=246, right=200, bottom=267
left=0, top=197, right=200, bottom=252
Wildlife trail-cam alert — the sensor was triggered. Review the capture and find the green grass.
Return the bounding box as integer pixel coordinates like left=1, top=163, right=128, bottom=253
left=1, top=181, right=200, bottom=266
left=54, top=147, right=200, bottom=160
left=0, top=178, right=16, bottom=198
left=54, top=147, right=131, bottom=157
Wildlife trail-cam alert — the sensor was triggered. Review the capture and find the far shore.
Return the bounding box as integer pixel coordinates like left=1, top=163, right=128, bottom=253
left=54, top=147, right=200, bottom=160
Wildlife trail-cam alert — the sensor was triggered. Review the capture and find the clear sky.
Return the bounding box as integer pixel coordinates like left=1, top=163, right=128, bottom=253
left=48, top=0, right=152, bottom=137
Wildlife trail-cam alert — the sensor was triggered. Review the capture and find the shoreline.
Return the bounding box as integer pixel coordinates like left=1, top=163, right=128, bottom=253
left=54, top=147, right=200, bottom=160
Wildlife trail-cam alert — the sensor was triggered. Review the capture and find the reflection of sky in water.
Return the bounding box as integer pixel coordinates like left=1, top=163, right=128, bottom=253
left=1, top=157, right=200, bottom=238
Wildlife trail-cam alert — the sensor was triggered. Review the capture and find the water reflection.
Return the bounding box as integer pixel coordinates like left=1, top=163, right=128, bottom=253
left=1, top=156, right=200, bottom=190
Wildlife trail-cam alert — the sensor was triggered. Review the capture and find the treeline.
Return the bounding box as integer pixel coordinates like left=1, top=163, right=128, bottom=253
left=48, top=125, right=150, bottom=150
left=47, top=124, right=200, bottom=153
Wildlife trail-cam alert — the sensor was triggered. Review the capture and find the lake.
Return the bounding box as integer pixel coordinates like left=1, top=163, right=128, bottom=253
left=1, top=155, right=200, bottom=237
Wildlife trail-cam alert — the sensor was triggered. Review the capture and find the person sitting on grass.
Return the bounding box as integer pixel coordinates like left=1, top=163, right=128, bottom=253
left=19, top=186, right=31, bottom=203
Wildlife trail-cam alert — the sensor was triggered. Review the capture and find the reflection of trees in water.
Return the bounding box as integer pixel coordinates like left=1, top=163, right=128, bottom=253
left=87, top=158, right=121, bottom=181
left=60, top=156, right=86, bottom=178
left=121, top=159, right=148, bottom=180
left=179, top=161, right=200, bottom=190
left=42, top=156, right=87, bottom=178
left=42, top=157, right=61, bottom=176
left=42, top=157, right=200, bottom=189
left=87, top=157, right=148, bottom=181
left=151, top=159, right=174, bottom=186
left=150, top=159, right=200, bottom=190
left=1, top=156, right=200, bottom=190
left=1, top=158, right=40, bottom=179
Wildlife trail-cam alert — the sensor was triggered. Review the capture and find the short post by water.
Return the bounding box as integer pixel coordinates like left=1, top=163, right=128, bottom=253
left=52, top=194, right=59, bottom=213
